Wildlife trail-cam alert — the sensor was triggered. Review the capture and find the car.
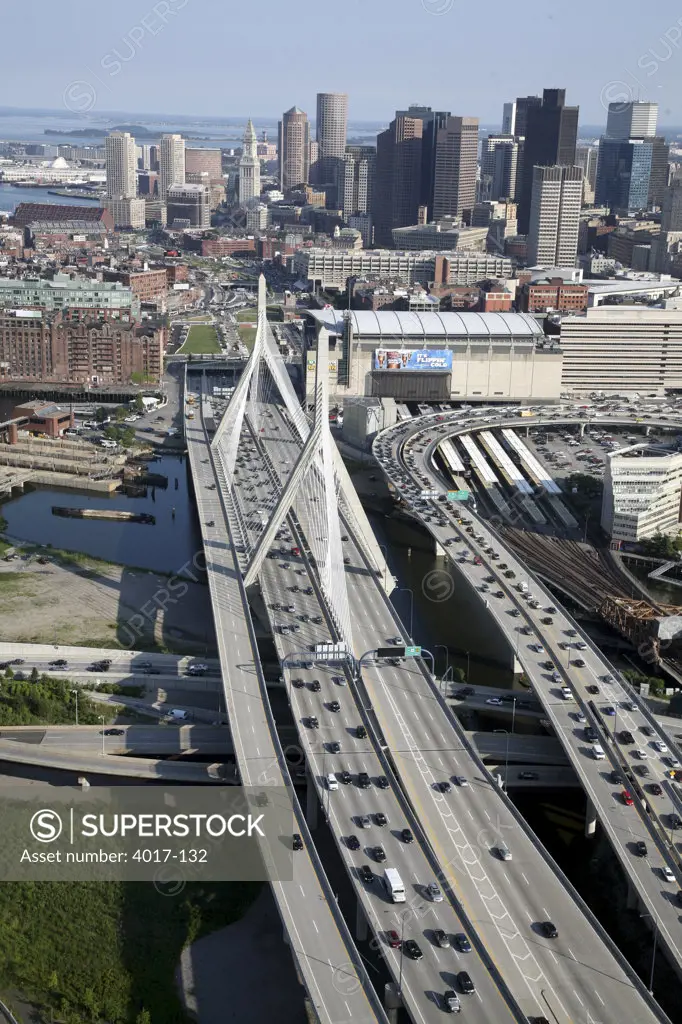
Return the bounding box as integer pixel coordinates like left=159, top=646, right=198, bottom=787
left=621, top=701, right=637, bottom=712
left=292, top=833, right=303, bottom=851
left=653, top=741, right=669, bottom=753
left=540, top=921, right=558, bottom=938
left=401, top=828, right=414, bottom=843
left=374, top=812, right=388, bottom=827
left=356, top=725, right=367, bottom=738
left=572, top=659, right=586, bottom=668
left=669, top=814, right=682, bottom=830
left=329, top=700, right=341, bottom=713
left=575, top=711, right=586, bottom=724
left=641, top=725, right=655, bottom=737
left=11, top=659, right=24, bottom=666
left=661, top=866, right=675, bottom=883
left=621, top=790, right=634, bottom=806
left=453, top=775, right=469, bottom=787
left=433, top=928, right=451, bottom=948
left=610, top=768, right=622, bottom=784
left=602, top=706, right=616, bottom=717
left=403, top=939, right=423, bottom=961
left=518, top=771, right=539, bottom=781
left=346, top=835, right=360, bottom=851
left=377, top=775, right=389, bottom=789
left=385, top=929, right=401, bottom=948
left=619, top=730, right=634, bottom=744
left=307, top=716, right=319, bottom=729
left=372, top=845, right=386, bottom=862
left=443, top=990, right=461, bottom=1014
left=635, top=840, right=648, bottom=857
left=437, top=780, right=452, bottom=793
left=634, top=748, right=648, bottom=759
left=457, top=971, right=475, bottom=995
left=49, top=659, right=68, bottom=667
left=486, top=697, right=504, bottom=706
left=358, top=772, right=371, bottom=789
left=103, top=728, right=124, bottom=736
left=328, top=741, right=341, bottom=754
left=587, top=684, right=600, bottom=694
left=648, top=782, right=663, bottom=796
left=454, top=932, right=471, bottom=953
left=292, top=678, right=304, bottom=689
left=358, top=814, right=371, bottom=829
left=426, top=882, right=443, bottom=902
left=359, top=865, right=374, bottom=884
left=340, top=770, right=352, bottom=785
left=665, top=756, right=682, bottom=769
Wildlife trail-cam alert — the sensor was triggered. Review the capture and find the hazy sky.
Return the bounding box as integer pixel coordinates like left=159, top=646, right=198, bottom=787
left=9, top=0, right=682, bottom=127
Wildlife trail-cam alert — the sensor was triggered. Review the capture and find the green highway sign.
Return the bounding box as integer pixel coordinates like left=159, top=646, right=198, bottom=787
left=447, top=490, right=470, bottom=502
left=405, top=646, right=421, bottom=658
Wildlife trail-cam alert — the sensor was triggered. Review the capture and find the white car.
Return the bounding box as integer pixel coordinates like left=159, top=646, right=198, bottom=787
left=486, top=697, right=504, bottom=706
left=661, top=866, right=675, bottom=883
left=634, top=749, right=648, bottom=759
left=426, top=882, right=443, bottom=902
left=453, top=776, right=469, bottom=787
left=534, top=644, right=545, bottom=654
left=575, top=711, right=586, bottom=723
left=561, top=686, right=574, bottom=701
left=653, top=741, right=668, bottom=754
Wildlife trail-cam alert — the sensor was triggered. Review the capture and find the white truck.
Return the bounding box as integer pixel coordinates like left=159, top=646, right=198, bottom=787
left=383, top=868, right=406, bottom=903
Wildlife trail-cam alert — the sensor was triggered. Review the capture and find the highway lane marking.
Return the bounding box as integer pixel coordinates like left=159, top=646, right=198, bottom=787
left=573, top=988, right=584, bottom=1006
left=521, top=873, right=530, bottom=886
left=595, top=991, right=605, bottom=1005
left=313, top=920, right=319, bottom=933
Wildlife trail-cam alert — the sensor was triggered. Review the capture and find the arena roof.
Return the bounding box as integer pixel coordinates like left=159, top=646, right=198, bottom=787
left=307, top=308, right=545, bottom=339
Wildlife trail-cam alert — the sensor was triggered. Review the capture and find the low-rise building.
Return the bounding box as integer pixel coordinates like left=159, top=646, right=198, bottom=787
left=295, top=247, right=512, bottom=291
left=602, top=443, right=682, bottom=542
left=0, top=273, right=139, bottom=318
left=517, top=277, right=589, bottom=313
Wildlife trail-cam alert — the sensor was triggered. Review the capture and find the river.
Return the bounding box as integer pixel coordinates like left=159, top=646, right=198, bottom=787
left=1, top=453, right=202, bottom=573
left=0, top=182, right=100, bottom=213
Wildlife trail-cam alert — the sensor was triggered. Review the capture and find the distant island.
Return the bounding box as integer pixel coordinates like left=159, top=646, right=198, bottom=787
left=44, top=125, right=209, bottom=140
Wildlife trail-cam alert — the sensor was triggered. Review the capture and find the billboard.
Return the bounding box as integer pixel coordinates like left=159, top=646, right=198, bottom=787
left=374, top=348, right=452, bottom=372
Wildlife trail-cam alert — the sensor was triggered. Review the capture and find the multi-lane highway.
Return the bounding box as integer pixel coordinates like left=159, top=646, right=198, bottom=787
left=186, top=387, right=389, bottom=1024
left=372, top=407, right=682, bottom=985
left=238, top=396, right=667, bottom=1024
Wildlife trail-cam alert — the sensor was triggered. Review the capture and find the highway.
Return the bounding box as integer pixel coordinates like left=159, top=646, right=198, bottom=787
left=373, top=406, right=682, bottom=987
left=0, top=724, right=232, bottom=755
left=241, top=397, right=667, bottom=1024
left=186, top=386, right=389, bottom=1024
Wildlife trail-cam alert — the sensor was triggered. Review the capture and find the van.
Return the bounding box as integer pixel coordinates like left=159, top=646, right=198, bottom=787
left=326, top=773, right=338, bottom=791
left=591, top=743, right=605, bottom=760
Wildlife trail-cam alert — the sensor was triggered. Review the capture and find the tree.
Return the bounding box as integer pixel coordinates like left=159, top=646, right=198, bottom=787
left=94, top=406, right=108, bottom=422
left=134, top=393, right=146, bottom=413
left=114, top=405, right=128, bottom=422
left=136, top=1010, right=152, bottom=1024
left=30, top=666, right=39, bottom=682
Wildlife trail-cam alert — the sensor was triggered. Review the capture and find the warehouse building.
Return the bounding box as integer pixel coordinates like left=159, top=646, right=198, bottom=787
left=303, top=309, right=561, bottom=402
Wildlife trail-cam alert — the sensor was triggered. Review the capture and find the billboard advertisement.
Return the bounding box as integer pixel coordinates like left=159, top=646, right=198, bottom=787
left=374, top=348, right=452, bottom=372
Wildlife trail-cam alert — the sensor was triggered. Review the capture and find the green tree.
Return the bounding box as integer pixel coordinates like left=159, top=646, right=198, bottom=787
left=134, top=393, right=146, bottom=413
left=30, top=666, right=39, bottom=683
left=94, top=406, right=108, bottom=423
left=136, top=1010, right=152, bottom=1024
left=114, top=405, right=128, bottom=422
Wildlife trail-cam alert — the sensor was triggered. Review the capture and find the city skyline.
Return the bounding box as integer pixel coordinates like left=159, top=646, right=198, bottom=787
left=5, top=0, right=682, bottom=124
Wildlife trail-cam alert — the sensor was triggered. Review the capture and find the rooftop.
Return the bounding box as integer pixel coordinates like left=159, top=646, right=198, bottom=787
left=307, top=308, right=545, bottom=339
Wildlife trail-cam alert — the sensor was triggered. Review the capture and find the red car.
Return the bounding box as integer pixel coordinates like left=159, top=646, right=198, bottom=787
left=474, top=556, right=482, bottom=565
left=291, top=546, right=300, bottom=556
left=622, top=790, right=634, bottom=806
left=385, top=929, right=401, bottom=948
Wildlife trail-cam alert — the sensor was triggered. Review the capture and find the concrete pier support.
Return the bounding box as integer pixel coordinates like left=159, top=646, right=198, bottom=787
left=306, top=770, right=318, bottom=830
left=355, top=898, right=368, bottom=941
left=435, top=541, right=447, bottom=558
left=585, top=798, right=597, bottom=837
left=384, top=982, right=402, bottom=1024
left=580, top=422, right=586, bottom=436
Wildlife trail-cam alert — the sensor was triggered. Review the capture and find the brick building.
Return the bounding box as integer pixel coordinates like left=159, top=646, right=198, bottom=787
left=12, top=400, right=73, bottom=439
left=102, top=268, right=168, bottom=304
left=517, top=277, right=589, bottom=313
left=201, top=236, right=256, bottom=257
left=0, top=309, right=164, bottom=384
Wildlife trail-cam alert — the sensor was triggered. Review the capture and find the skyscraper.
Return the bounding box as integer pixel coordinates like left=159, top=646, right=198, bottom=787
left=514, top=95, right=541, bottom=138
left=481, top=135, right=519, bottom=201
left=278, top=107, right=310, bottom=190
left=527, top=164, right=583, bottom=267
left=159, top=134, right=185, bottom=201
left=105, top=132, right=137, bottom=200
left=502, top=101, right=517, bottom=135
left=518, top=89, right=579, bottom=233
left=238, top=119, right=261, bottom=205
left=433, top=116, right=479, bottom=220
left=316, top=92, right=348, bottom=204
left=576, top=145, right=599, bottom=203
left=342, top=146, right=375, bottom=219
left=649, top=136, right=671, bottom=208
left=595, top=139, right=653, bottom=213
left=373, top=115, right=423, bottom=247
left=606, top=101, right=658, bottom=140
left=395, top=105, right=450, bottom=217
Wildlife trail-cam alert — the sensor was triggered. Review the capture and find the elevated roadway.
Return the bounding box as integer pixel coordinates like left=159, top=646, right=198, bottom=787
left=245, top=399, right=667, bottom=1024
left=374, top=405, right=682, bottom=986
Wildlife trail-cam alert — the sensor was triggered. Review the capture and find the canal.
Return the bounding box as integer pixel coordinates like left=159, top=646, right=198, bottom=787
left=1, top=453, right=202, bottom=573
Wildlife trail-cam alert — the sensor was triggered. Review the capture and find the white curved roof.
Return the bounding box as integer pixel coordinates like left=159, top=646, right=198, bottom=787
left=307, top=308, right=543, bottom=340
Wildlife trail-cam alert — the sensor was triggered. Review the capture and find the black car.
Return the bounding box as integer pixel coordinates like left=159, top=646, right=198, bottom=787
left=49, top=659, right=67, bottom=667
left=328, top=741, right=341, bottom=754
left=374, top=812, right=388, bottom=827
left=540, top=921, right=558, bottom=939
left=518, top=771, right=539, bottom=781
left=310, top=680, right=321, bottom=692
left=292, top=834, right=303, bottom=851
left=635, top=840, right=648, bottom=857
left=329, top=700, right=341, bottom=713
left=340, top=771, right=352, bottom=785
left=670, top=814, right=682, bottom=830
left=436, top=780, right=452, bottom=793
left=457, top=971, right=475, bottom=994
left=358, top=772, right=371, bottom=789
left=372, top=845, right=386, bottom=863
left=610, top=768, right=622, bottom=784
left=619, top=730, right=635, bottom=744
left=404, top=939, right=423, bottom=961
left=587, top=684, right=600, bottom=695
left=356, top=725, right=367, bottom=738
left=359, top=865, right=374, bottom=884
left=308, top=716, right=319, bottom=729
left=401, top=828, right=414, bottom=844
left=377, top=775, right=389, bottom=789
left=454, top=933, right=471, bottom=953
left=292, top=678, right=304, bottom=688
left=103, top=728, right=124, bottom=736
left=648, top=783, right=663, bottom=796
left=346, top=835, right=360, bottom=851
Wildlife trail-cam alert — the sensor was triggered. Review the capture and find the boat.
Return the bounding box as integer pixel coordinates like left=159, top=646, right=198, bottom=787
left=52, top=507, right=155, bottom=525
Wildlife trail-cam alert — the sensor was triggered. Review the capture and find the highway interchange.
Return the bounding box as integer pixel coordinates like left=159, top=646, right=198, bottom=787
left=216, top=382, right=667, bottom=1023
left=372, top=405, right=682, bottom=993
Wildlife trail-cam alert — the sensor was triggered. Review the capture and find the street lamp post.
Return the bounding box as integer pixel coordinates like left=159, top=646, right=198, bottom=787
left=440, top=665, right=454, bottom=697
left=465, top=650, right=471, bottom=684
left=434, top=644, right=450, bottom=683
left=494, top=729, right=510, bottom=790
left=640, top=912, right=658, bottom=995
left=397, top=588, right=414, bottom=639
left=71, top=689, right=79, bottom=727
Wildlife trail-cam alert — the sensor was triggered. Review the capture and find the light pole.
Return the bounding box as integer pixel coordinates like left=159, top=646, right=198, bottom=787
left=71, top=689, right=79, bottom=727
left=397, top=588, right=414, bottom=639
left=494, top=728, right=510, bottom=790
left=434, top=644, right=450, bottom=683
left=99, top=715, right=105, bottom=756
left=440, top=664, right=454, bottom=697
left=640, top=912, right=658, bottom=995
